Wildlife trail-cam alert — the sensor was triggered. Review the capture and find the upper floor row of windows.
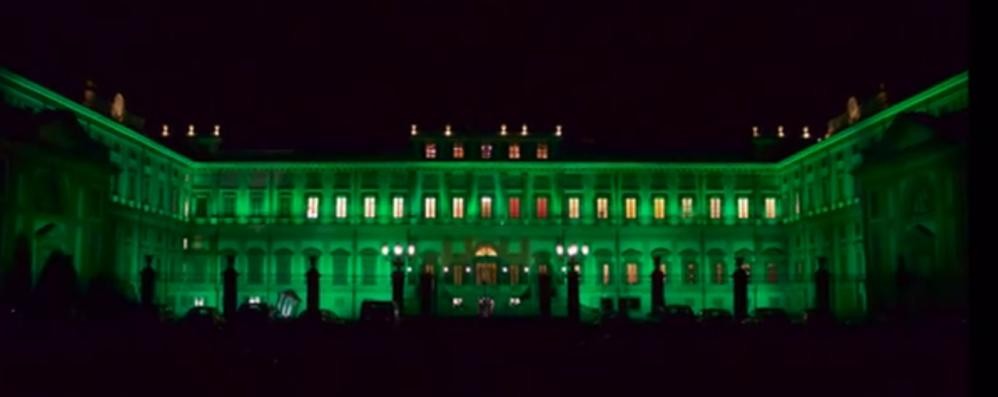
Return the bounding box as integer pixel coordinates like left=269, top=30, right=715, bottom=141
left=424, top=142, right=548, bottom=160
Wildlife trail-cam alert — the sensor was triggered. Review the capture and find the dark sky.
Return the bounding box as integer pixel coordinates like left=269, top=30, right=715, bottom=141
left=1, top=0, right=968, bottom=155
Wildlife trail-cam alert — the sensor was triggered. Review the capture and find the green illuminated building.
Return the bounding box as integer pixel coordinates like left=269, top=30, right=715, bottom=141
left=0, top=69, right=968, bottom=320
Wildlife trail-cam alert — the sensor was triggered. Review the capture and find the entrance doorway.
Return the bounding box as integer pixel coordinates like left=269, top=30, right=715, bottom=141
left=476, top=263, right=497, bottom=285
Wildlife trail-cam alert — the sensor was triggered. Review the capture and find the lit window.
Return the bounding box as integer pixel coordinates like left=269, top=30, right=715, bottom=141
left=481, top=196, right=493, bottom=219
left=509, top=144, right=520, bottom=159
left=537, top=143, right=549, bottom=159
left=481, top=144, right=493, bottom=159
left=602, top=264, right=611, bottom=285
left=684, top=263, right=698, bottom=284
left=596, top=197, right=608, bottom=219
left=425, top=143, right=437, bottom=159
left=626, top=263, right=638, bottom=285
left=681, top=197, right=694, bottom=218
left=184, top=199, right=190, bottom=218
left=335, top=196, right=348, bottom=219
left=364, top=196, right=376, bottom=219
left=795, top=194, right=801, bottom=215
left=536, top=196, right=549, bottom=219
left=738, top=197, right=750, bottom=219
left=453, top=143, right=464, bottom=159
left=653, top=196, right=666, bottom=220
left=568, top=197, right=580, bottom=219
left=452, top=197, right=464, bottom=219
left=625, top=197, right=637, bottom=219
left=306, top=195, right=320, bottom=219
left=424, top=196, right=437, bottom=219
left=709, top=197, right=722, bottom=219
left=765, top=197, right=777, bottom=219
left=393, top=196, right=405, bottom=219
left=713, top=263, right=726, bottom=284
left=182, top=238, right=189, bottom=250
left=508, top=197, right=521, bottom=219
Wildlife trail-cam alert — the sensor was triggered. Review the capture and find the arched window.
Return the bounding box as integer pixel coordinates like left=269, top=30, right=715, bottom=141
left=275, top=250, right=292, bottom=285
left=332, top=250, right=350, bottom=285
left=247, top=249, right=264, bottom=285
left=684, top=263, right=699, bottom=285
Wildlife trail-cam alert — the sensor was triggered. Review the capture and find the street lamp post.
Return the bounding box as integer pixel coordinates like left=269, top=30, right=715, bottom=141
left=556, top=242, right=589, bottom=322
left=382, top=243, right=416, bottom=315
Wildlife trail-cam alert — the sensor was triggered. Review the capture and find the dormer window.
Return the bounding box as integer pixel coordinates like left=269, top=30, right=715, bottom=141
left=537, top=143, right=549, bottom=159
left=509, top=144, right=521, bottom=159
left=481, top=144, right=493, bottom=159
left=425, top=143, right=437, bottom=159
left=453, top=143, right=464, bottom=159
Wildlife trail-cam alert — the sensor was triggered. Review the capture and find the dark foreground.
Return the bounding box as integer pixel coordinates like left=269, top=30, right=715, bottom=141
left=0, top=318, right=967, bottom=397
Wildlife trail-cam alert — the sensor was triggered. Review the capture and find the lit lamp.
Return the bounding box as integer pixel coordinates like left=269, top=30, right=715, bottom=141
left=556, top=241, right=589, bottom=322
left=382, top=242, right=417, bottom=314
left=500, top=124, right=508, bottom=136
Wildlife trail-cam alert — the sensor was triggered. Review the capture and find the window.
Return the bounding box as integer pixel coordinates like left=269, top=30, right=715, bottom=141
left=681, top=197, right=694, bottom=218
left=625, top=197, right=637, bottom=220
left=568, top=197, right=581, bottom=219
left=278, top=192, right=292, bottom=217
left=713, top=262, right=726, bottom=284
left=247, top=252, right=263, bottom=284
left=596, top=197, right=609, bottom=219
left=766, top=263, right=779, bottom=283
left=795, top=193, right=801, bottom=215
left=602, top=264, right=611, bottom=285
left=332, top=254, right=348, bottom=285
left=738, top=197, right=750, bottom=219
left=508, top=197, right=521, bottom=219
left=250, top=191, right=264, bottom=216
left=336, top=196, right=348, bottom=219
left=194, top=195, right=208, bottom=217
left=221, top=193, right=236, bottom=217
left=684, top=263, right=698, bottom=284
left=276, top=252, right=292, bottom=284
left=765, top=197, right=777, bottom=219
left=452, top=197, right=465, bottom=219
left=626, top=263, right=639, bottom=285
left=653, top=196, right=666, bottom=220
left=536, top=143, right=549, bottom=160
left=509, top=144, right=520, bottom=159
left=480, top=196, right=493, bottom=219
left=481, top=144, right=493, bottom=159
left=508, top=264, right=522, bottom=285
left=362, top=255, right=376, bottom=285
left=184, top=198, right=191, bottom=218
left=425, top=143, right=437, bottom=159
left=424, top=196, right=437, bottom=219
left=536, top=196, right=549, bottom=219
left=453, top=143, right=464, bottom=159
left=393, top=196, right=405, bottom=219
left=452, top=265, right=466, bottom=286
left=709, top=197, right=722, bottom=219
left=364, top=196, right=376, bottom=219
left=306, top=195, right=320, bottom=219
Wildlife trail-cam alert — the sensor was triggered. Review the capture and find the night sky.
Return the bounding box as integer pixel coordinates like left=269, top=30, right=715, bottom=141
left=1, top=0, right=968, bottom=155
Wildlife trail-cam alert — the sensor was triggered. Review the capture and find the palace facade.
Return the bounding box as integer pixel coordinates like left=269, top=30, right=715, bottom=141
left=0, top=69, right=968, bottom=319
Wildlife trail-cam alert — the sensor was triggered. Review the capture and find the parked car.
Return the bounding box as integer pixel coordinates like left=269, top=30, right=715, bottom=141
left=359, top=301, right=399, bottom=326
left=700, top=308, right=734, bottom=327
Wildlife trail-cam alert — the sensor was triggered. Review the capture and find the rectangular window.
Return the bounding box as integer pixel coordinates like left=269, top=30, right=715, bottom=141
left=509, top=144, right=520, bottom=159
left=536, top=196, right=549, bottom=219
left=625, top=197, right=637, bottom=220
left=247, top=253, right=263, bottom=284
left=596, top=197, right=608, bottom=219
left=681, top=197, right=694, bottom=218
left=221, top=192, right=236, bottom=217
left=653, top=196, right=666, bottom=220
left=709, top=197, right=722, bottom=219
left=306, top=195, right=320, bottom=219
left=364, top=196, right=376, bottom=219
left=278, top=193, right=292, bottom=217
left=536, top=143, right=549, bottom=160
left=508, top=197, right=521, bottom=219
left=332, top=255, right=348, bottom=285
left=362, top=255, right=376, bottom=285
left=452, top=197, right=464, bottom=219
left=765, top=197, right=777, bottom=219
left=424, top=196, right=437, bottom=219
left=480, top=196, right=492, bottom=219
left=738, top=197, right=750, bottom=219
left=602, top=264, right=611, bottom=285
left=276, top=253, right=292, bottom=284
left=425, top=143, right=437, bottom=159
left=626, top=263, right=639, bottom=285
left=481, top=144, right=493, bottom=159
left=194, top=195, right=208, bottom=217
left=453, top=143, right=464, bottom=159
left=795, top=193, right=801, bottom=215
left=393, top=196, right=405, bottom=219
left=568, top=197, right=581, bottom=219
left=336, top=196, right=348, bottom=219
left=250, top=191, right=264, bottom=216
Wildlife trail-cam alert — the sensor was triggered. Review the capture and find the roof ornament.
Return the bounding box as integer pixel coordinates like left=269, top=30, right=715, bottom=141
left=445, top=124, right=452, bottom=137
left=555, top=125, right=563, bottom=137
left=521, top=124, right=528, bottom=136
left=500, top=124, right=507, bottom=136
left=411, top=124, right=418, bottom=136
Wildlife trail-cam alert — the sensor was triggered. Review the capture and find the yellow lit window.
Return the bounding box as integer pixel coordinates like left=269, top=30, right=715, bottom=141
left=306, top=195, right=320, bottom=219
left=653, top=197, right=666, bottom=220
left=765, top=197, right=777, bottom=219
left=681, top=197, right=694, bottom=218
left=452, top=197, right=464, bottom=219
left=710, top=197, right=722, bottom=219
left=335, top=196, right=348, bottom=219
left=453, top=143, right=464, bottom=159
left=537, top=143, right=549, bottom=159
left=481, top=196, right=492, bottom=219
left=364, top=196, right=376, bottom=219
left=509, top=144, right=520, bottom=159
left=738, top=197, right=750, bottom=219
left=424, top=196, right=437, bottom=219
left=568, top=197, right=580, bottom=219
left=625, top=197, right=637, bottom=219
left=596, top=197, right=609, bottom=219
left=626, top=263, right=638, bottom=285
left=602, top=264, right=611, bottom=285
left=393, top=197, right=405, bottom=219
